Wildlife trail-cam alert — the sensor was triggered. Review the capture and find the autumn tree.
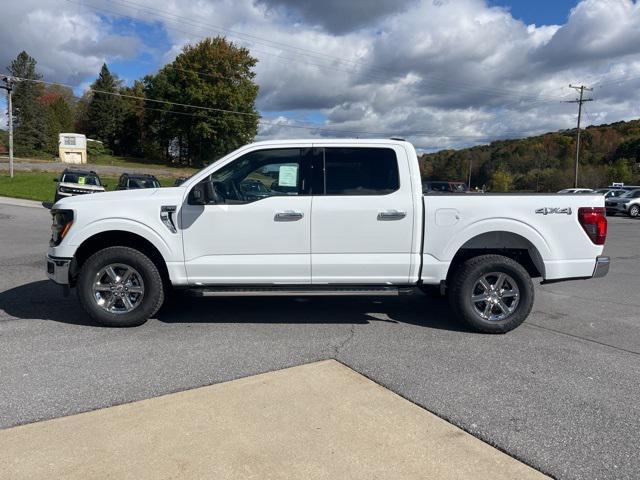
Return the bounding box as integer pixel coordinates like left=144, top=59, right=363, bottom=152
left=490, top=166, right=514, bottom=192
left=40, top=85, right=76, bottom=155
left=144, top=37, right=259, bottom=166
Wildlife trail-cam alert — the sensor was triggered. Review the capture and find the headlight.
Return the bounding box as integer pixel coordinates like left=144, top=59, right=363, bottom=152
left=59, top=187, right=71, bottom=193
left=50, top=209, right=74, bottom=246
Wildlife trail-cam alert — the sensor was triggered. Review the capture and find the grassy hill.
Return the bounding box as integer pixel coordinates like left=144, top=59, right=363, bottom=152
left=419, top=119, right=640, bottom=191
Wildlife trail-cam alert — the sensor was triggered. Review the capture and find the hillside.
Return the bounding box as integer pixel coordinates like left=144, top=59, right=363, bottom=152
left=419, top=119, right=640, bottom=191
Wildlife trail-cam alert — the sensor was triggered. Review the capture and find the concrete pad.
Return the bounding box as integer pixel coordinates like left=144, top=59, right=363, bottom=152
left=0, top=360, right=547, bottom=480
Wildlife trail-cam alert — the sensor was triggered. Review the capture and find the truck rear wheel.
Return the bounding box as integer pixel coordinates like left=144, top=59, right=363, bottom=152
left=449, top=254, right=534, bottom=333
left=77, top=246, right=164, bottom=327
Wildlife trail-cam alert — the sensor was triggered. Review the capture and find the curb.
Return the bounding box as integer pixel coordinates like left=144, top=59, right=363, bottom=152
left=0, top=196, right=47, bottom=209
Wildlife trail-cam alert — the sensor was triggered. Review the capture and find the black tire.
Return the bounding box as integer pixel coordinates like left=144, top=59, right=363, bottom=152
left=77, top=246, right=164, bottom=327
left=629, top=205, right=640, bottom=218
left=448, top=254, right=534, bottom=334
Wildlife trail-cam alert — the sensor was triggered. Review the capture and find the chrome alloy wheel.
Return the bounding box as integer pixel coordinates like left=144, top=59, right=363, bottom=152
left=92, top=263, right=145, bottom=314
left=470, top=272, right=520, bottom=322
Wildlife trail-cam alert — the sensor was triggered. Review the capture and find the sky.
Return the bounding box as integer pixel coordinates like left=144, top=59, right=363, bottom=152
left=1, top=0, right=640, bottom=152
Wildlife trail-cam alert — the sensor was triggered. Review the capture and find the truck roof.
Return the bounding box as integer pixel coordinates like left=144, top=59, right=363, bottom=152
left=246, top=138, right=413, bottom=147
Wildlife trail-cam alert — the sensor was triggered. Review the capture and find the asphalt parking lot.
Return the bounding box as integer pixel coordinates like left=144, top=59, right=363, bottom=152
left=0, top=202, right=639, bottom=480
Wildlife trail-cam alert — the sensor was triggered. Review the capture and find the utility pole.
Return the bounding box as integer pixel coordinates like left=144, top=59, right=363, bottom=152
left=468, top=158, right=472, bottom=189
left=566, top=84, right=593, bottom=188
left=0, top=75, right=16, bottom=178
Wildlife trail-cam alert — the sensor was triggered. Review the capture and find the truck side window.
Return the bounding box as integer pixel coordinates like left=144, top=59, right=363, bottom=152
left=206, top=148, right=304, bottom=204
left=323, top=148, right=399, bottom=195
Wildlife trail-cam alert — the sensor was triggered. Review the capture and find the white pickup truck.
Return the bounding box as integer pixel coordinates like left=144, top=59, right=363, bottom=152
left=47, top=139, right=609, bottom=333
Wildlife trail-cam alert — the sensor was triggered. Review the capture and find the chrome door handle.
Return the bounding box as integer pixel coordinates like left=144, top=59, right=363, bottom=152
left=274, top=210, right=304, bottom=221
left=377, top=209, right=407, bottom=221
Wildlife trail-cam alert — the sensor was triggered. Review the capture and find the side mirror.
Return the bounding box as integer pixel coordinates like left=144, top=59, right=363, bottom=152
left=53, top=178, right=58, bottom=182
left=103, top=184, right=108, bottom=188
left=190, top=183, right=206, bottom=204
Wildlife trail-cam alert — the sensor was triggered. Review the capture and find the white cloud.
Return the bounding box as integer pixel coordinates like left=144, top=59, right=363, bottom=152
left=2, top=0, right=640, bottom=150
left=0, top=0, right=141, bottom=85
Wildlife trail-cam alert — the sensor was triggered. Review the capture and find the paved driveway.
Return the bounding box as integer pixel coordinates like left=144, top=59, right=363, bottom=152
left=0, top=202, right=638, bottom=480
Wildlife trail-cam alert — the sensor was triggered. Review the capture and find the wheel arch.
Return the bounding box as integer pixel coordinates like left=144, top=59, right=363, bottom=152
left=445, top=231, right=546, bottom=282
left=70, top=230, right=171, bottom=290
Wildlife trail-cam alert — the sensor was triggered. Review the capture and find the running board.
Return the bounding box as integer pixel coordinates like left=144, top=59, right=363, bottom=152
left=191, top=286, right=415, bottom=297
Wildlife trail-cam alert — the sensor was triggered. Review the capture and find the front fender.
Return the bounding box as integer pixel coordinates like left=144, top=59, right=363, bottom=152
left=63, top=218, right=174, bottom=261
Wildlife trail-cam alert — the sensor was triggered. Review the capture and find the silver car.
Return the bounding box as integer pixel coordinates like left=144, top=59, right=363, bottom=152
left=605, top=189, right=640, bottom=217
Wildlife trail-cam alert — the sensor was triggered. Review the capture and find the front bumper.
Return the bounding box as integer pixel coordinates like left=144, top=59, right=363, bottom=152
left=592, top=256, right=610, bottom=278
left=46, top=255, right=72, bottom=285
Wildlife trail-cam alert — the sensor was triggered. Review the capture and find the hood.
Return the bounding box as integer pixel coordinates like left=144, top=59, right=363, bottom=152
left=53, top=187, right=165, bottom=209
left=58, top=182, right=105, bottom=192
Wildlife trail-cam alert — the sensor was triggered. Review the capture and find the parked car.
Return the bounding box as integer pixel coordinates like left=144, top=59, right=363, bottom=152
left=53, top=169, right=105, bottom=203
left=558, top=188, right=594, bottom=194
left=116, top=173, right=161, bottom=190
left=423, top=181, right=469, bottom=193
left=594, top=188, right=626, bottom=198
left=173, top=176, right=188, bottom=186
left=605, top=188, right=640, bottom=217
left=609, top=184, right=640, bottom=190
left=47, top=139, right=609, bottom=333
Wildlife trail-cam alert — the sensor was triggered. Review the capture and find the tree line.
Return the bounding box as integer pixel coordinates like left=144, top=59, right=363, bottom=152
left=3, top=37, right=259, bottom=167
left=420, top=120, right=640, bottom=191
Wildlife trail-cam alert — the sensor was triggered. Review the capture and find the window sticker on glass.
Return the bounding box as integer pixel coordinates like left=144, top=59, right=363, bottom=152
left=78, top=176, right=86, bottom=185
left=278, top=165, right=298, bottom=187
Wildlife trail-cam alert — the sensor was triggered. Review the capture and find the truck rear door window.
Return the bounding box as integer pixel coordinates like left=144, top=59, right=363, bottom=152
left=323, top=147, right=399, bottom=195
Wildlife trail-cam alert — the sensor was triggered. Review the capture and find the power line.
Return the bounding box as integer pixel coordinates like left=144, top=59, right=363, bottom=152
left=69, top=0, right=568, bottom=105
left=591, top=72, right=640, bottom=89
left=11, top=74, right=580, bottom=149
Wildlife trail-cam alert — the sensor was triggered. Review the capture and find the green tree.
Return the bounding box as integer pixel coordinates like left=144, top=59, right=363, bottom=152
left=40, top=85, right=75, bottom=155
left=144, top=37, right=259, bottom=166
left=490, top=166, right=514, bottom=192
left=44, top=97, right=74, bottom=155
left=86, top=64, right=125, bottom=151
left=7, top=51, right=46, bottom=155
left=608, top=158, right=633, bottom=185
left=119, top=80, right=146, bottom=157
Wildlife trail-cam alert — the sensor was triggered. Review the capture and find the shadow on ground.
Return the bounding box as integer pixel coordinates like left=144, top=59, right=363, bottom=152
left=0, top=280, right=468, bottom=332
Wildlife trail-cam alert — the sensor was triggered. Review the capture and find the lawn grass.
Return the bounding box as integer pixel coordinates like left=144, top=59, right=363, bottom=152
left=89, top=154, right=198, bottom=175
left=3, top=152, right=198, bottom=175
left=0, top=172, right=178, bottom=203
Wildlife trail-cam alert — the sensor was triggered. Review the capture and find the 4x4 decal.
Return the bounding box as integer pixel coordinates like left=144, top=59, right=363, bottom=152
left=535, top=207, right=572, bottom=215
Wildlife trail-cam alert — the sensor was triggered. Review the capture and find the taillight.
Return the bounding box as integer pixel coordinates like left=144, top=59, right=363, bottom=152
left=578, top=207, right=607, bottom=245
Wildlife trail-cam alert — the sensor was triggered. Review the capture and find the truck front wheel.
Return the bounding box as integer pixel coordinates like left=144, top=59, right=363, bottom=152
left=77, top=246, right=164, bottom=327
left=449, top=254, right=534, bottom=333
